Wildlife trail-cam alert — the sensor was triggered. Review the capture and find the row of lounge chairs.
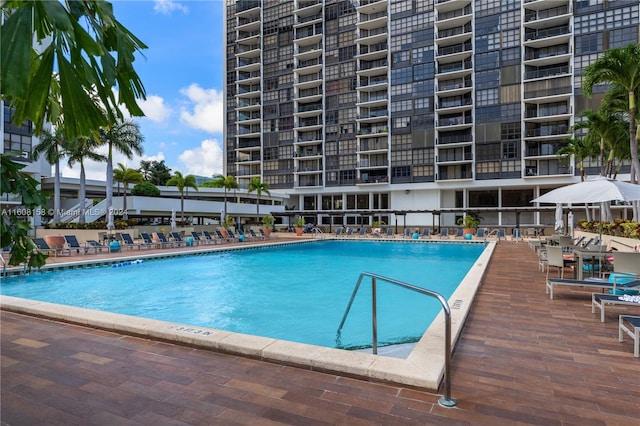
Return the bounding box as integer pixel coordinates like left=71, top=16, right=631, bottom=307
left=31, top=229, right=270, bottom=255
left=333, top=227, right=507, bottom=239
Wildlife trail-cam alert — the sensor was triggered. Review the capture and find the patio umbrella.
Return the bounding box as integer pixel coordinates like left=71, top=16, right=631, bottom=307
left=531, top=176, right=640, bottom=246
left=554, top=204, right=564, bottom=234
left=106, top=208, right=115, bottom=230
left=531, top=176, right=640, bottom=204
left=171, top=209, right=177, bottom=230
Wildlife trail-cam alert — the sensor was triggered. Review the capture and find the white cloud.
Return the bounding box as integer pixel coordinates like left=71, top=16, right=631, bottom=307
left=153, top=0, right=188, bottom=15
left=177, top=138, right=223, bottom=177
left=139, top=95, right=172, bottom=123
left=179, top=84, right=224, bottom=134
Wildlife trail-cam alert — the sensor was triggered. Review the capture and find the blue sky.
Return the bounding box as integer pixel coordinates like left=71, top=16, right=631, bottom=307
left=64, top=0, right=225, bottom=181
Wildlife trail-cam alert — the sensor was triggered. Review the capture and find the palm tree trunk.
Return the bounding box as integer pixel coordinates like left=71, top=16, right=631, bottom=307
left=181, top=193, right=185, bottom=222
left=223, top=188, right=228, bottom=218
left=629, top=93, right=640, bottom=221
left=106, top=144, right=113, bottom=223
left=123, top=184, right=128, bottom=220
left=53, top=161, right=61, bottom=222
left=79, top=162, right=87, bottom=224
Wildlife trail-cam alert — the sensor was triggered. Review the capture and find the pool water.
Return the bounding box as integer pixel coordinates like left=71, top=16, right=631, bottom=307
left=0, top=240, right=485, bottom=349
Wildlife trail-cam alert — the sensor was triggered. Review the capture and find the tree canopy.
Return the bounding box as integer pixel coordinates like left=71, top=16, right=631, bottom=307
left=1, top=0, right=148, bottom=140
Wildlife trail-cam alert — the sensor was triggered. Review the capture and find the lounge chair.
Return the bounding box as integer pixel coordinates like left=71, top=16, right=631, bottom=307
left=155, top=232, right=180, bottom=247
left=402, top=228, right=411, bottom=239
left=334, top=227, right=343, bottom=237
left=259, top=228, right=270, bottom=239
left=454, top=228, right=464, bottom=239
left=421, top=228, right=430, bottom=239
left=189, top=231, right=206, bottom=245
left=592, top=293, right=640, bottom=322
left=226, top=229, right=240, bottom=242
left=439, top=228, right=449, bottom=239
left=32, top=238, right=71, bottom=257
left=201, top=230, right=221, bottom=244
left=120, top=233, right=147, bottom=250
left=357, top=227, right=367, bottom=238
left=248, top=229, right=264, bottom=240
left=85, top=240, right=108, bottom=253
left=64, top=235, right=98, bottom=255
left=476, top=228, right=486, bottom=239
left=546, top=276, right=640, bottom=300
left=215, top=229, right=233, bottom=243
left=496, top=228, right=506, bottom=240
left=140, top=232, right=168, bottom=248
left=343, top=227, right=354, bottom=237
left=383, top=228, right=395, bottom=238
left=170, top=232, right=186, bottom=245
left=619, top=315, right=640, bottom=357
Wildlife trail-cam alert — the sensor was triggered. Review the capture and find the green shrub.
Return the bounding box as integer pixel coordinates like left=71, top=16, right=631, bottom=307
left=131, top=181, right=161, bottom=197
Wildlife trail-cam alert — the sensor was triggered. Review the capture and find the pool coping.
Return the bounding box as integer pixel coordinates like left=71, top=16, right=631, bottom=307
left=0, top=239, right=496, bottom=391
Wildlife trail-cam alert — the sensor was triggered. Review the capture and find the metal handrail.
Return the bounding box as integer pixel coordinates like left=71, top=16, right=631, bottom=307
left=1, top=252, right=6, bottom=278
left=336, top=272, right=456, bottom=408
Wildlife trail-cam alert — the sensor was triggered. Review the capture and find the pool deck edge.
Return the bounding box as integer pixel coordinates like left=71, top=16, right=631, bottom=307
left=0, top=239, right=495, bottom=391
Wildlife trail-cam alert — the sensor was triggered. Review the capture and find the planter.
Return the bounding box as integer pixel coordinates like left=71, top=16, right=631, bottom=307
left=463, top=228, right=475, bottom=237
left=263, top=228, right=272, bottom=237
left=44, top=235, right=66, bottom=250
left=295, top=227, right=304, bottom=236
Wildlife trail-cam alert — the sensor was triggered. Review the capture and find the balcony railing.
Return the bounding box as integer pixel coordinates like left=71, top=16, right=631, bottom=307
left=524, top=25, right=571, bottom=41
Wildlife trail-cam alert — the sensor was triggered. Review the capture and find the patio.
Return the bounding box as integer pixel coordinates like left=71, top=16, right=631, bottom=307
left=1, top=240, right=639, bottom=424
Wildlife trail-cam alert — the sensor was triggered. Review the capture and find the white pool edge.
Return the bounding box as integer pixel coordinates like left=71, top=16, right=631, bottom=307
left=0, top=240, right=496, bottom=391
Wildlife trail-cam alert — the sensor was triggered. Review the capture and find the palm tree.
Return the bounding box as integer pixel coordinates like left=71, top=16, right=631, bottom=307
left=583, top=43, right=640, bottom=220
left=98, top=120, right=144, bottom=222
left=32, top=127, right=66, bottom=222
left=557, top=136, right=598, bottom=221
left=113, top=163, right=143, bottom=220
left=211, top=175, right=238, bottom=221
left=65, top=137, right=106, bottom=223
left=247, top=177, right=270, bottom=223
left=573, top=109, right=628, bottom=177
left=166, top=171, right=198, bottom=222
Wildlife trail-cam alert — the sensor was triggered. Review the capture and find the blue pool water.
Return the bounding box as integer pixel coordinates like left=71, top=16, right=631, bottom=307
left=0, top=240, right=485, bottom=349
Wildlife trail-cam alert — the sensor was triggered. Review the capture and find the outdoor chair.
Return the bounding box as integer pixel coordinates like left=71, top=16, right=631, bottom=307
left=120, top=233, right=147, bottom=250
left=248, top=229, right=264, bottom=240
left=545, top=245, right=576, bottom=281
left=64, top=235, right=98, bottom=255
left=32, top=238, right=71, bottom=257
left=439, top=228, right=449, bottom=239
left=619, top=315, right=640, bottom=357
left=592, top=293, right=640, bottom=322
left=546, top=275, right=640, bottom=300
left=85, top=240, right=108, bottom=253
left=155, top=232, right=180, bottom=247
left=421, top=228, right=431, bottom=239
left=215, top=230, right=233, bottom=243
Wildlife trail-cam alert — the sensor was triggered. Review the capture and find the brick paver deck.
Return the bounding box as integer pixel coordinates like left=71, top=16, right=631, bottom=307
left=2, top=240, right=639, bottom=424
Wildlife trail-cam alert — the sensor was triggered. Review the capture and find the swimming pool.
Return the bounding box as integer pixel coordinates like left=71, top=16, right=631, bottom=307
left=0, top=240, right=484, bottom=349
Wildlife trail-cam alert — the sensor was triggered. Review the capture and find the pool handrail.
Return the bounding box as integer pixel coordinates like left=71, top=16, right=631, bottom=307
left=336, top=271, right=456, bottom=408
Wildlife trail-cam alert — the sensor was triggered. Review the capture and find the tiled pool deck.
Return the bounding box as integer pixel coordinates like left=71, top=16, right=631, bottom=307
left=2, top=238, right=639, bottom=424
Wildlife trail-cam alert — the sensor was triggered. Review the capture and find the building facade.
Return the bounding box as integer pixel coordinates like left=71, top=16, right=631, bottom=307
left=224, top=0, right=640, bottom=229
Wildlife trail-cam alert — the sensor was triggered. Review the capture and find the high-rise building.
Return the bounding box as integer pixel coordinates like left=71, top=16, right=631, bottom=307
left=224, top=0, right=640, bottom=229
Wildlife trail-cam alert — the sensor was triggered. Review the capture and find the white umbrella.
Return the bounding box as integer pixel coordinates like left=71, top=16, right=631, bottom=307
left=532, top=176, right=640, bottom=247
left=554, top=204, right=564, bottom=234
left=531, top=176, right=640, bottom=204
left=170, top=209, right=177, bottom=230
left=106, top=208, right=115, bottom=230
